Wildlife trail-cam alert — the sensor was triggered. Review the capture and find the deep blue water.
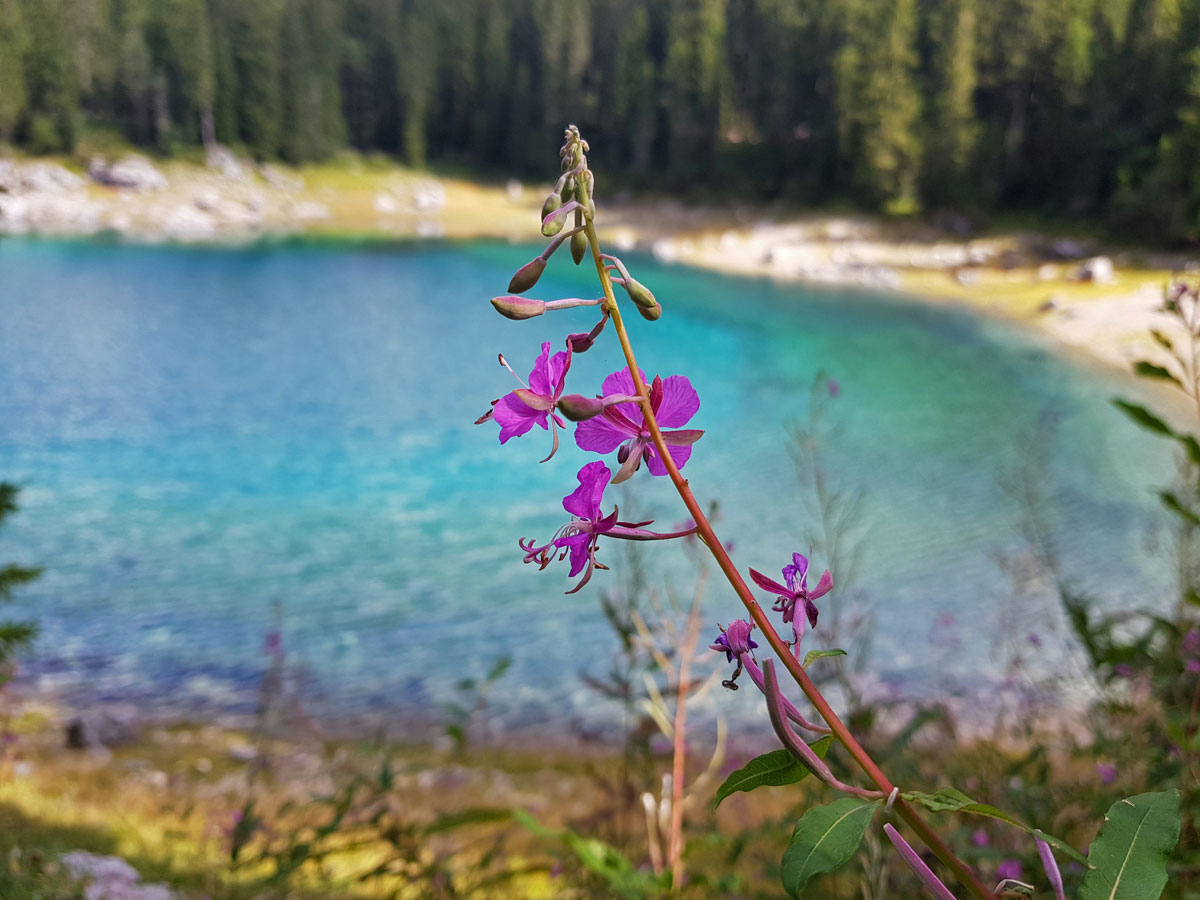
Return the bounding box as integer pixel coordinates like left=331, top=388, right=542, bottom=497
left=0, top=237, right=1173, bottom=732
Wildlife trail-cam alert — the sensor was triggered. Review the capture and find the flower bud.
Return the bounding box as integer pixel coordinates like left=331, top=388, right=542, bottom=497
left=623, top=277, right=657, bottom=310
left=490, top=295, right=546, bottom=320
left=556, top=394, right=606, bottom=421
left=571, top=229, right=587, bottom=266
left=508, top=257, right=547, bottom=294
left=561, top=176, right=576, bottom=202
left=637, top=302, right=662, bottom=321
left=541, top=201, right=579, bottom=237
left=566, top=331, right=594, bottom=352
left=541, top=192, right=562, bottom=222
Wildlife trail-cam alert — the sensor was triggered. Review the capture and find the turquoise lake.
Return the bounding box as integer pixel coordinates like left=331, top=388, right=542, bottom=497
left=0, top=238, right=1173, bottom=733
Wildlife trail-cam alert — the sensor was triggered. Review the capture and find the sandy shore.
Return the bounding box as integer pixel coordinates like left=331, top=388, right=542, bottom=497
left=1, top=151, right=1193, bottom=376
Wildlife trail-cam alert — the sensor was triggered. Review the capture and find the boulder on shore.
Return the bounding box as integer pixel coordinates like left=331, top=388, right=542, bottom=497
left=88, top=155, right=168, bottom=192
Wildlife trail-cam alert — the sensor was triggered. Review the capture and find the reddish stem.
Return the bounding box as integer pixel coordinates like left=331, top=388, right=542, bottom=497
left=582, top=218, right=996, bottom=900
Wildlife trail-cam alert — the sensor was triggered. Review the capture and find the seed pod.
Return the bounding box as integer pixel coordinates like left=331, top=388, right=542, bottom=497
left=556, top=394, right=606, bottom=421
left=566, top=331, right=594, bottom=353
left=490, top=295, right=547, bottom=320
left=570, top=226, right=587, bottom=266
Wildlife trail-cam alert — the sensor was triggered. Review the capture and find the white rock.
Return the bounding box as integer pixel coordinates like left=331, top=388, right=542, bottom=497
left=89, top=156, right=167, bottom=192
left=374, top=192, right=399, bottom=214
left=1077, top=255, right=1115, bottom=284
left=205, top=144, right=245, bottom=181
left=292, top=201, right=330, bottom=221
left=412, top=180, right=445, bottom=212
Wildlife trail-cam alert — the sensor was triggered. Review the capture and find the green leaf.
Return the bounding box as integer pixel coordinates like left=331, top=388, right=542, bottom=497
left=1111, top=399, right=1173, bottom=438
left=1132, top=361, right=1183, bottom=388
left=802, top=648, right=847, bottom=667
left=1160, top=491, right=1200, bottom=526
left=713, top=738, right=833, bottom=809
left=903, top=789, right=1090, bottom=865
left=1150, top=330, right=1174, bottom=352
left=1079, top=791, right=1181, bottom=900
left=780, top=798, right=880, bottom=896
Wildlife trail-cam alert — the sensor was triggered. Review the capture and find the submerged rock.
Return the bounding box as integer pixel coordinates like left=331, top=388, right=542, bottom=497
left=65, top=704, right=140, bottom=750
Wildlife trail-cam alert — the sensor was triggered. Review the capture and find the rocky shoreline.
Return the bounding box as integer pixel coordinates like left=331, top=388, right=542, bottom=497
left=1, top=149, right=1192, bottom=377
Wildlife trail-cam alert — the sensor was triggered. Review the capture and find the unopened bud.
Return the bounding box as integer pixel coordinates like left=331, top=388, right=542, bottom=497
left=623, top=277, right=657, bottom=310
left=566, top=331, right=594, bottom=352
left=508, top=257, right=547, bottom=293
left=490, top=295, right=547, bottom=320
left=637, top=301, right=662, bottom=321
left=556, top=394, right=606, bottom=421
left=571, top=229, right=587, bottom=265
left=561, top=176, right=576, bottom=202
left=541, top=192, right=562, bottom=221
left=541, top=201, right=579, bottom=237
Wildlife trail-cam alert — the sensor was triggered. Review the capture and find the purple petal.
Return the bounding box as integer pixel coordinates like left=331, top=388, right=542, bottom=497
left=493, top=392, right=548, bottom=443
left=574, top=414, right=632, bottom=454
left=645, top=441, right=691, bottom=476
left=601, top=368, right=646, bottom=426
left=803, top=597, right=819, bottom=629
left=782, top=553, right=808, bottom=591
left=654, top=375, right=699, bottom=427
left=749, top=568, right=790, bottom=597
left=527, top=342, right=555, bottom=396
left=554, top=531, right=591, bottom=577
left=662, top=428, right=704, bottom=446
left=562, top=461, right=612, bottom=519
left=808, top=570, right=833, bottom=600
left=546, top=349, right=571, bottom=400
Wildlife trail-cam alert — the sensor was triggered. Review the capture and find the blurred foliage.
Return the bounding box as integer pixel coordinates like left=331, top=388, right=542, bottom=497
left=8, top=1, right=1200, bottom=236
left=0, top=483, right=39, bottom=684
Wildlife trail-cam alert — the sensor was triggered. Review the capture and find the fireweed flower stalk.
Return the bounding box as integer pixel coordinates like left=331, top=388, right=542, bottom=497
left=477, top=125, right=1001, bottom=900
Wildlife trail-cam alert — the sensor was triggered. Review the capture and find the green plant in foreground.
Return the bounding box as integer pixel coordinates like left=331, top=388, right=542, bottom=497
left=0, top=483, right=40, bottom=685
left=480, top=125, right=1182, bottom=898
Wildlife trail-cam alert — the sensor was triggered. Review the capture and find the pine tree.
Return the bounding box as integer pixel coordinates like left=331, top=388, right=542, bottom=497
left=923, top=0, right=980, bottom=205
left=834, top=0, right=923, bottom=210
left=662, top=0, right=729, bottom=187
left=0, top=484, right=40, bottom=685
left=0, top=0, right=28, bottom=142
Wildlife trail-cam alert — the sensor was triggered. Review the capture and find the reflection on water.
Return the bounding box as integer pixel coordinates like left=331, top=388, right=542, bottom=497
left=0, top=238, right=1172, bottom=731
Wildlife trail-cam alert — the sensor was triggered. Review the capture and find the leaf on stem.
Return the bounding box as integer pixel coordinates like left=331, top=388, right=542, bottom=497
left=780, top=797, right=881, bottom=895
left=712, top=738, right=833, bottom=810
left=1132, top=361, right=1182, bottom=388
left=1078, top=791, right=1181, bottom=900
left=802, top=648, right=847, bottom=668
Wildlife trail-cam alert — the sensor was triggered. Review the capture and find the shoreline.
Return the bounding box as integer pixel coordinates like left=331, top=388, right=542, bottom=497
left=1, top=152, right=1194, bottom=382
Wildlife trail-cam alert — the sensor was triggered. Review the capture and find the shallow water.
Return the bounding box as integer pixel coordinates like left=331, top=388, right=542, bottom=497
left=0, top=237, right=1173, bottom=732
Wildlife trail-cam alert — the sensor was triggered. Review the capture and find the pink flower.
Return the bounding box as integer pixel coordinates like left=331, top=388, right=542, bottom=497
left=710, top=620, right=758, bottom=662
left=749, top=552, right=833, bottom=647
left=482, top=342, right=571, bottom=461
left=574, top=367, right=702, bottom=482
left=1096, top=762, right=1116, bottom=784
left=996, top=859, right=1022, bottom=880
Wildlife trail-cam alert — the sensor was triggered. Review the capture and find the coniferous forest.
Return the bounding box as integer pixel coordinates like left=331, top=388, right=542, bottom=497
left=2, top=0, right=1200, bottom=235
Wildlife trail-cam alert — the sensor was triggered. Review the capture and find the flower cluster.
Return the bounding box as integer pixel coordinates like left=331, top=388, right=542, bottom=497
left=477, top=126, right=703, bottom=592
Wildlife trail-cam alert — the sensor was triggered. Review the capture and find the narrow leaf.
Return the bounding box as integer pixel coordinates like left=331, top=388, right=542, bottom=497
left=713, top=737, right=833, bottom=809
left=802, top=648, right=847, bottom=668
left=1160, top=491, right=1200, bottom=526
left=1150, top=330, right=1174, bottom=352
left=1111, top=399, right=1173, bottom=437
left=1079, top=790, right=1181, bottom=900
left=1132, top=361, right=1183, bottom=388
left=780, top=798, right=880, bottom=895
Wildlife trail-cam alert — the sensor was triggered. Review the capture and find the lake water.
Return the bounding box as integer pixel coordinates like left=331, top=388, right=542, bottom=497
left=0, top=237, right=1173, bottom=734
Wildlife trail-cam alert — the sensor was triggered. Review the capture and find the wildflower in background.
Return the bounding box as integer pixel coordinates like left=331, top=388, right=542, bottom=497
left=479, top=342, right=571, bottom=461
left=1184, top=627, right=1200, bottom=673
left=749, top=552, right=832, bottom=648
left=996, top=859, right=1022, bottom=880
left=574, top=366, right=702, bottom=482
left=1095, top=762, right=1116, bottom=784
left=972, top=829, right=989, bottom=847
